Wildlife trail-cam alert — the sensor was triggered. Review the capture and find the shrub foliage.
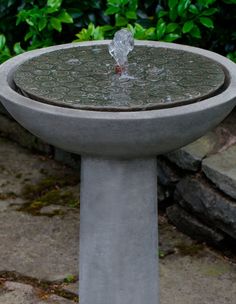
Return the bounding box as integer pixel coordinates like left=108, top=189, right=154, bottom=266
left=0, top=0, right=236, bottom=63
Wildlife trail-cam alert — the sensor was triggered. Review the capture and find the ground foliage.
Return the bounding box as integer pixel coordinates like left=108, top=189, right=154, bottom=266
left=0, top=0, right=236, bottom=63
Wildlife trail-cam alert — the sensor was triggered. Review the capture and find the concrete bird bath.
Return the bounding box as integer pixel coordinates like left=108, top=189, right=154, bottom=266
left=0, top=31, right=236, bottom=304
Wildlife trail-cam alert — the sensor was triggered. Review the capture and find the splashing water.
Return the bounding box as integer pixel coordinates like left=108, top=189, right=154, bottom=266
left=109, top=29, right=134, bottom=75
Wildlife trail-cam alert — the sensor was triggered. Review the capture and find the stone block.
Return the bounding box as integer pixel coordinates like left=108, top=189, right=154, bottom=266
left=166, top=109, right=236, bottom=171
left=0, top=281, right=74, bottom=303
left=202, top=144, right=236, bottom=199
left=157, top=158, right=181, bottom=186
left=175, top=177, right=236, bottom=239
left=166, top=131, right=218, bottom=171
left=166, top=204, right=225, bottom=245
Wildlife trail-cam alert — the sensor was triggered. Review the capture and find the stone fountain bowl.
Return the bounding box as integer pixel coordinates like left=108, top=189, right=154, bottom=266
left=0, top=40, right=236, bottom=158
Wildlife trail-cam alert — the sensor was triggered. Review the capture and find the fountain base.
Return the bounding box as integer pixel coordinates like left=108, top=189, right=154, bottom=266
left=79, top=156, right=159, bottom=304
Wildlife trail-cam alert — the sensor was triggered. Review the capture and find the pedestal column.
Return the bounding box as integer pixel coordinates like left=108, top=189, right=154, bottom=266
left=79, top=156, right=159, bottom=304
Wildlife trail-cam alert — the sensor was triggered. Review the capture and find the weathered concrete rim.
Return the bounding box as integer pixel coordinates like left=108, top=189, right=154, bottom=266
left=0, top=40, right=236, bottom=121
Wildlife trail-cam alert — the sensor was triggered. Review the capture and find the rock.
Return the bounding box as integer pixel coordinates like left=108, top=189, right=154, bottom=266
left=202, top=144, right=236, bottom=199
left=0, top=281, right=74, bottom=304
left=42, top=294, right=75, bottom=304
left=157, top=183, right=167, bottom=203
left=40, top=205, right=70, bottom=215
left=157, top=158, right=180, bottom=207
left=0, top=138, right=78, bottom=199
left=175, top=177, right=236, bottom=239
left=160, top=253, right=236, bottom=304
left=159, top=215, right=196, bottom=257
left=165, top=110, right=236, bottom=172
left=0, top=211, right=79, bottom=281
left=0, top=138, right=80, bottom=281
left=166, top=204, right=224, bottom=245
left=62, top=282, right=78, bottom=295
left=166, top=131, right=217, bottom=171
left=157, top=158, right=181, bottom=186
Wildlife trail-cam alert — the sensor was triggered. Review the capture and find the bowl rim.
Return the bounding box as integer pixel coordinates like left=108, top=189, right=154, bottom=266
left=0, top=40, right=236, bottom=121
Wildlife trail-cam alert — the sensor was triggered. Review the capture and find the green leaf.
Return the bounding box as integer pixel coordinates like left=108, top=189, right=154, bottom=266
left=145, top=27, right=156, bottom=39
left=120, top=0, right=129, bottom=5
left=127, top=24, right=135, bottom=35
left=105, top=6, right=120, bottom=15
left=164, top=33, right=181, bottom=42
left=202, top=8, right=218, bottom=16
left=46, top=6, right=59, bottom=13
left=13, top=42, right=24, bottom=55
left=47, top=0, right=62, bottom=9
left=190, top=25, right=201, bottom=38
left=57, top=11, right=73, bottom=23
left=0, top=34, right=6, bottom=50
left=156, top=22, right=166, bottom=40
left=227, top=51, right=236, bottom=63
left=26, top=18, right=34, bottom=26
left=38, top=17, right=47, bottom=31
left=100, top=25, right=114, bottom=32
left=24, top=31, right=34, bottom=41
left=50, top=17, right=62, bottom=32
left=183, top=20, right=194, bottom=33
left=129, top=0, right=138, bottom=9
left=93, top=26, right=104, bottom=40
left=169, top=8, right=178, bottom=21
left=133, top=23, right=146, bottom=39
left=115, top=15, right=128, bottom=26
left=188, top=4, right=199, bottom=14
left=87, top=23, right=95, bottom=36
left=177, top=1, right=188, bottom=17
left=168, top=0, right=178, bottom=9
left=166, top=23, right=179, bottom=33
left=107, top=0, right=121, bottom=5
left=199, top=17, right=214, bottom=28
left=75, top=27, right=92, bottom=41
left=158, top=10, right=168, bottom=18
left=125, top=11, right=137, bottom=19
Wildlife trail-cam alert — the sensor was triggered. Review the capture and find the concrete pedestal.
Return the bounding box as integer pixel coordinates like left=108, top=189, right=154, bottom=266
left=79, top=157, right=159, bottom=304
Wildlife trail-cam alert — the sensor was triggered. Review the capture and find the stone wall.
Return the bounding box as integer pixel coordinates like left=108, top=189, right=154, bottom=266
left=1, top=103, right=236, bottom=245
left=158, top=108, right=236, bottom=245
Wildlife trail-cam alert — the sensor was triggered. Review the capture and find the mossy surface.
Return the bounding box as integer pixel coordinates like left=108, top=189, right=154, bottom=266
left=21, top=172, right=80, bottom=200
left=64, top=274, right=77, bottom=284
left=204, top=264, right=230, bottom=277
left=176, top=242, right=205, bottom=256
left=0, top=271, right=78, bottom=302
left=19, top=171, right=80, bottom=216
left=0, top=192, right=17, bottom=200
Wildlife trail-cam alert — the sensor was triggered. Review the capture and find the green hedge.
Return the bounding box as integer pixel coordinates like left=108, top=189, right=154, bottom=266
left=0, top=0, right=236, bottom=63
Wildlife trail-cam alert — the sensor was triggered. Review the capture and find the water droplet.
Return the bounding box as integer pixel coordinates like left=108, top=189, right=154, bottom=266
left=108, top=29, right=134, bottom=67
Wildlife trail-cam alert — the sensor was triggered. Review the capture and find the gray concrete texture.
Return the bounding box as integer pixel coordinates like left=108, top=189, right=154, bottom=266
left=80, top=157, right=158, bottom=304
left=0, top=138, right=236, bottom=303
left=0, top=41, right=236, bottom=158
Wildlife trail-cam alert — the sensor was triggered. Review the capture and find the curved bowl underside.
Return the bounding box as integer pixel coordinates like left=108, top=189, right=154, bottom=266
left=0, top=41, right=236, bottom=157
